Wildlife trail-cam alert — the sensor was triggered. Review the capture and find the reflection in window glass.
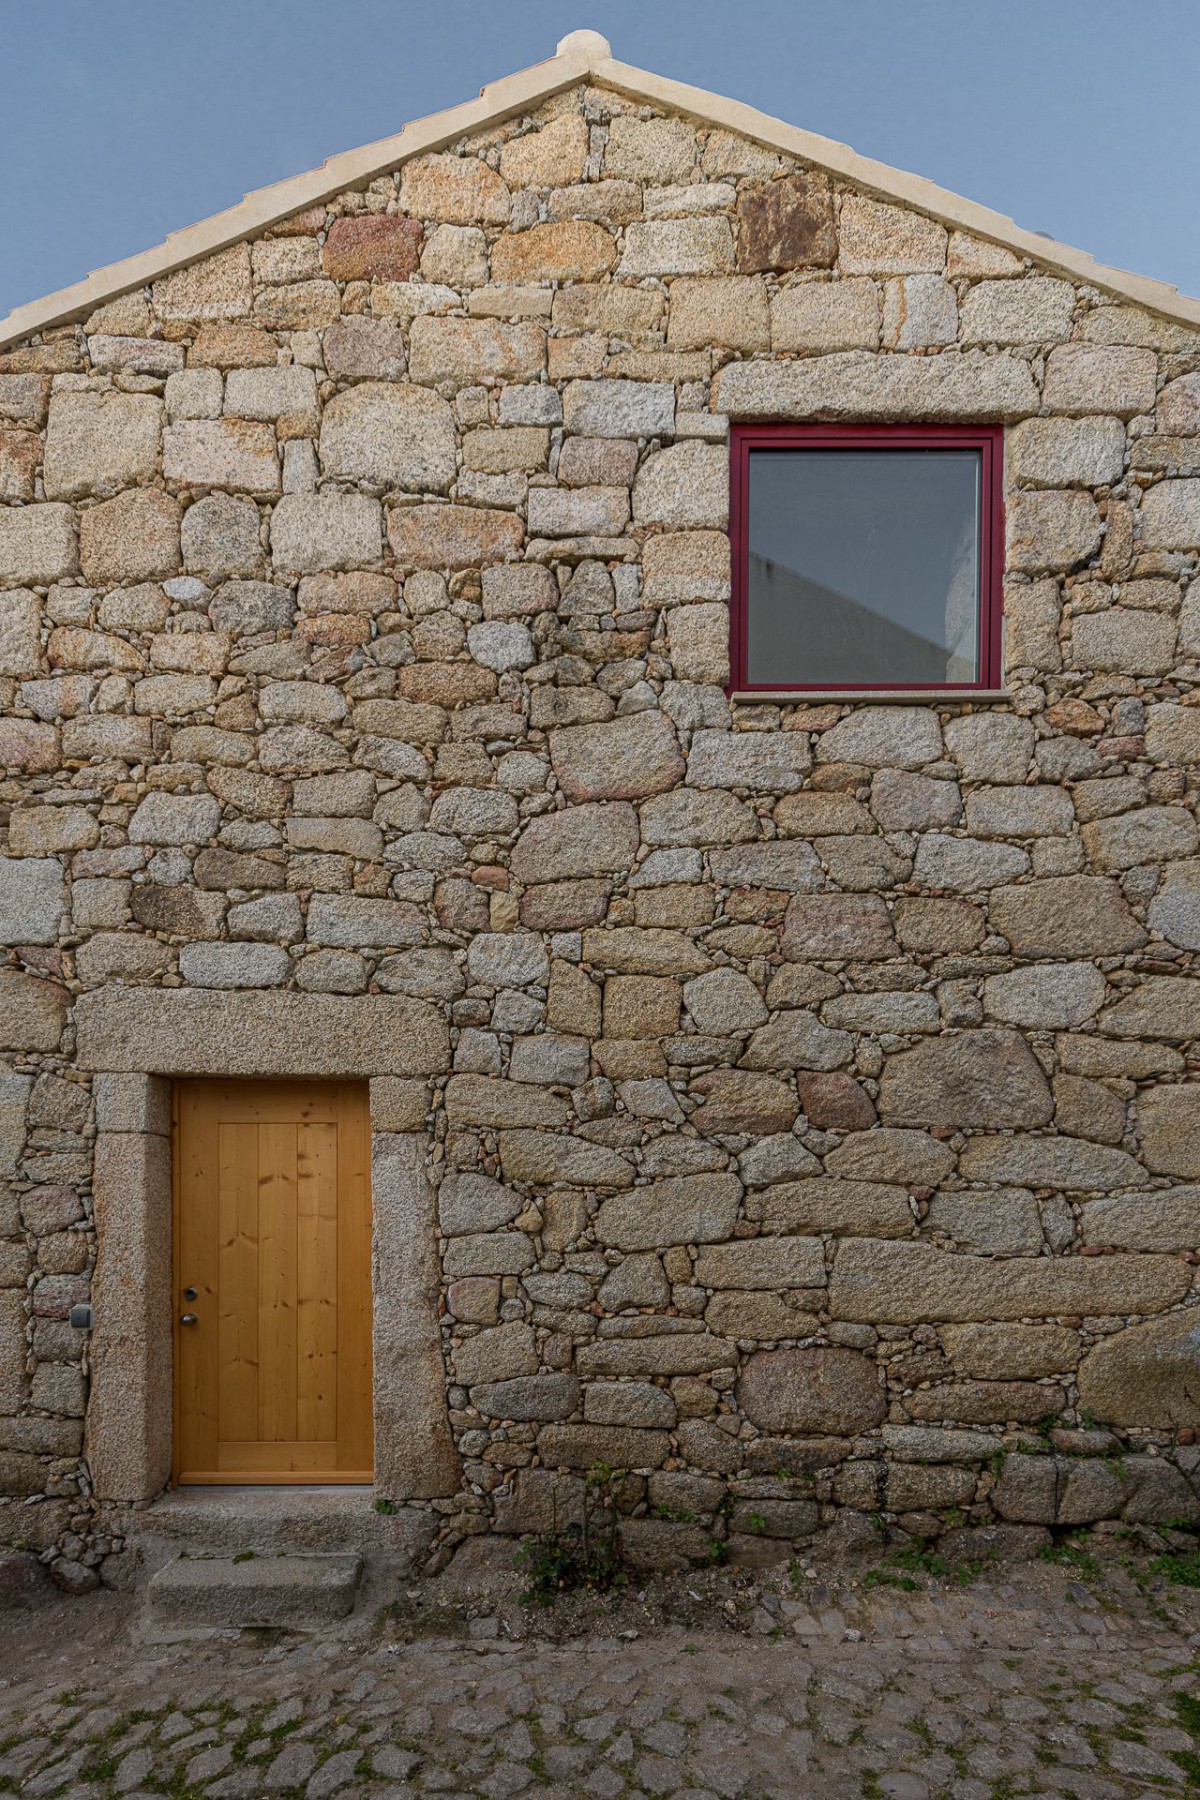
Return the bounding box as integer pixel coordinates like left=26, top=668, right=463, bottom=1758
left=746, top=449, right=982, bottom=686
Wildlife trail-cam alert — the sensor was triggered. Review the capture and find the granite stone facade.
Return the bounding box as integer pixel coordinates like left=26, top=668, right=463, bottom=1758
left=4, top=50, right=1200, bottom=1580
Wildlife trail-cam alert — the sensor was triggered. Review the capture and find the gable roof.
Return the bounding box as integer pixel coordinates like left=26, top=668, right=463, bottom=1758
left=4, top=27, right=1199, bottom=351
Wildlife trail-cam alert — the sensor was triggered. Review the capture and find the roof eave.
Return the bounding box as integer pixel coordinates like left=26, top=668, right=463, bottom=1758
left=3, top=32, right=1199, bottom=352
left=596, top=53, right=1200, bottom=328
left=0, top=43, right=588, bottom=351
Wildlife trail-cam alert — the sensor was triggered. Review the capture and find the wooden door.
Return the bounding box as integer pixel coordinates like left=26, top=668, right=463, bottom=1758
left=174, top=1080, right=373, bottom=1484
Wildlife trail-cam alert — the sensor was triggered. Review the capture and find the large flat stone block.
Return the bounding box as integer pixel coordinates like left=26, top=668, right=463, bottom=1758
left=147, top=1553, right=361, bottom=1627
left=371, top=1133, right=461, bottom=1499
left=87, top=1130, right=172, bottom=1501
left=73, top=989, right=450, bottom=1076
left=714, top=348, right=1039, bottom=420
left=830, top=1238, right=1191, bottom=1325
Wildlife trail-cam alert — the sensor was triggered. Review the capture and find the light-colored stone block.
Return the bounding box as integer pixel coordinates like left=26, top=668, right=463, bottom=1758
left=182, top=492, right=263, bottom=579
left=617, top=218, right=734, bottom=277
left=166, top=368, right=223, bottom=419
left=129, top=792, right=220, bottom=845
left=1007, top=490, right=1102, bottom=573
left=984, top=962, right=1107, bottom=1029
left=959, top=277, right=1075, bottom=345
left=838, top=196, right=947, bottom=274
left=500, top=112, right=589, bottom=187
left=224, top=364, right=317, bottom=421
left=270, top=492, right=382, bottom=573
left=550, top=711, right=684, bottom=804
left=1071, top=608, right=1177, bottom=676
left=80, top=488, right=181, bottom=584
left=0, top=1071, right=31, bottom=1182
left=178, top=942, right=292, bottom=987
left=491, top=222, right=616, bottom=284
left=0, top=856, right=65, bottom=945
left=633, top=441, right=727, bottom=529
left=164, top=419, right=281, bottom=495
left=0, top=969, right=68, bottom=1050
left=605, top=114, right=696, bottom=183
left=527, top=486, right=630, bottom=537
left=770, top=279, right=880, bottom=352
left=667, top=602, right=729, bottom=684
left=7, top=804, right=98, bottom=854
left=1140, top=480, right=1200, bottom=551
left=881, top=274, right=957, bottom=349
left=1007, top=416, right=1126, bottom=489
left=668, top=277, right=770, bottom=352
left=152, top=244, right=252, bottom=320
left=43, top=391, right=161, bottom=500
left=369, top=1078, right=431, bottom=1132
left=562, top=379, right=674, bottom=438
left=0, top=504, right=78, bottom=586
left=0, top=589, right=40, bottom=676
left=399, top=153, right=510, bottom=224
left=408, top=317, right=545, bottom=386
left=1042, top=344, right=1157, bottom=416
left=0, top=1289, right=25, bottom=1415
left=685, top=728, right=809, bottom=792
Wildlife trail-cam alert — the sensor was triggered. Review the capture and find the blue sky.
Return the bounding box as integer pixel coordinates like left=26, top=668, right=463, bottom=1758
left=3, top=0, right=1198, bottom=321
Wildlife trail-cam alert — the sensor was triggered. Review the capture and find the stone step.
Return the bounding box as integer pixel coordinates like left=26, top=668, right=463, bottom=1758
left=140, top=1487, right=433, bottom=1561
left=147, top=1552, right=363, bottom=1629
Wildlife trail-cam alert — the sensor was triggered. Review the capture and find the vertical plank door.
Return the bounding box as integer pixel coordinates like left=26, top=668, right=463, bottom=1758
left=174, top=1080, right=372, bottom=1483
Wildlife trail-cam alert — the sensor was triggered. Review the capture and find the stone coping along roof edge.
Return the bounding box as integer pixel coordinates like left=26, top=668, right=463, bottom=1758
left=4, top=26, right=1199, bottom=350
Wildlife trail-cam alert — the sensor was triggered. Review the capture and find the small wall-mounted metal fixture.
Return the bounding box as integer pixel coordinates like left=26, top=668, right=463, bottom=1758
left=180, top=1313, right=198, bottom=1326
left=183, top=1287, right=198, bottom=1301
left=69, top=1304, right=94, bottom=1330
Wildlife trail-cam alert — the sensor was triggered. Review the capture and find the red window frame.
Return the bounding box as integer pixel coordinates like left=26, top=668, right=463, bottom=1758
left=727, top=422, right=1005, bottom=694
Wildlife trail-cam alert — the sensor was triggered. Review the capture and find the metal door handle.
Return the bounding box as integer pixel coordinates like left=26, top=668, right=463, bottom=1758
left=180, top=1313, right=198, bottom=1326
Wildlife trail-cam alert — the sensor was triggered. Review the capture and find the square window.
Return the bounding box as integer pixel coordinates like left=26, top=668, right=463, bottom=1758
left=729, top=425, right=1003, bottom=692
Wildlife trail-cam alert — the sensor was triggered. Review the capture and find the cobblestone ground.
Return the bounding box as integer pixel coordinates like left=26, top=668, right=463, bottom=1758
left=3, top=1554, right=1200, bottom=1800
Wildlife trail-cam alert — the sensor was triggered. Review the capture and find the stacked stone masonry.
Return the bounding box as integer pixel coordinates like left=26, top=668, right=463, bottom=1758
left=4, top=79, right=1200, bottom=1574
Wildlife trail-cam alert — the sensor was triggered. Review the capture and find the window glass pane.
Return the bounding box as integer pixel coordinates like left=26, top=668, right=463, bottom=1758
left=746, top=448, right=981, bottom=686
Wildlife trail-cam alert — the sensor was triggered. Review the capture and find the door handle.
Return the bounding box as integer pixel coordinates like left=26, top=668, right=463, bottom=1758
left=180, top=1313, right=198, bottom=1326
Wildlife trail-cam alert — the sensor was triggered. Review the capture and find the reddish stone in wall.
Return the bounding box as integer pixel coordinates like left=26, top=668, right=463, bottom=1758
left=0, top=720, right=59, bottom=773
left=387, top=503, right=524, bottom=572
left=797, top=1071, right=878, bottom=1132
left=322, top=215, right=423, bottom=281
left=436, top=878, right=491, bottom=935
left=273, top=206, right=329, bottom=238
left=736, top=172, right=836, bottom=272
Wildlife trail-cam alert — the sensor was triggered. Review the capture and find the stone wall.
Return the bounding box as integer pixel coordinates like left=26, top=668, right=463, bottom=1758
left=4, top=79, right=1200, bottom=1574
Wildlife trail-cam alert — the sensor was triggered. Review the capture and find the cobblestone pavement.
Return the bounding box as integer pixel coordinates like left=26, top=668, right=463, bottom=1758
left=2, top=1556, right=1200, bottom=1800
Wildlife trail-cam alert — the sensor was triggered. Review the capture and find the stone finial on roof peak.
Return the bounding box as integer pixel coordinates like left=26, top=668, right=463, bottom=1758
left=556, top=29, right=613, bottom=60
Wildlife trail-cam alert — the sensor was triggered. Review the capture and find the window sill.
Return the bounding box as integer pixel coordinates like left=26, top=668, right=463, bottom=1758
left=729, top=689, right=1013, bottom=705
